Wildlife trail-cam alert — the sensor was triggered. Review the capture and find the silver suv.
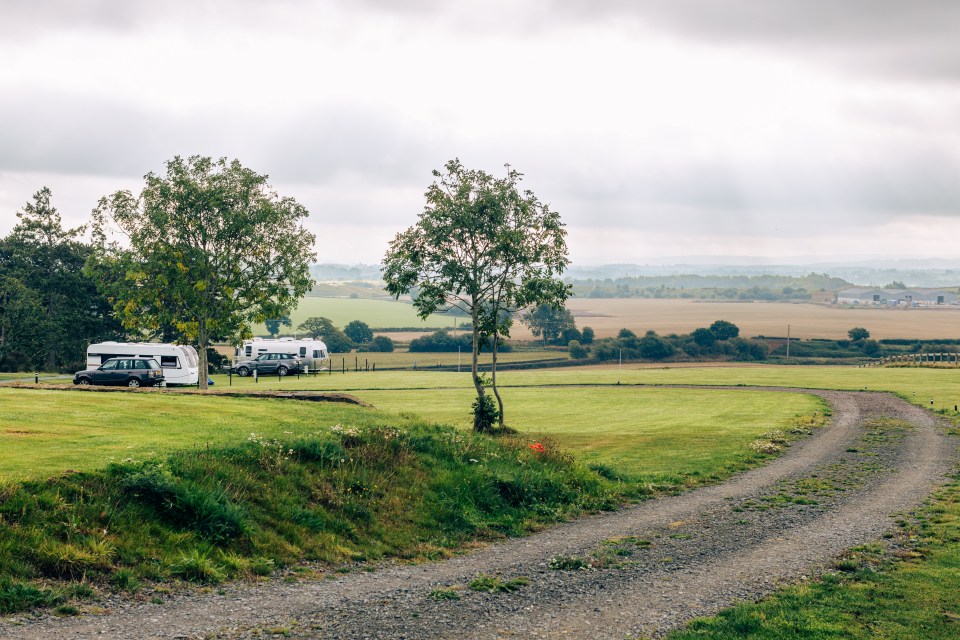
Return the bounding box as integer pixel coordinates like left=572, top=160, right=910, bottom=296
left=233, top=352, right=303, bottom=377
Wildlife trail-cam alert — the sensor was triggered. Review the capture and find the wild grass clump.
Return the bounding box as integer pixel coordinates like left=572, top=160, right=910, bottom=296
left=0, top=420, right=627, bottom=614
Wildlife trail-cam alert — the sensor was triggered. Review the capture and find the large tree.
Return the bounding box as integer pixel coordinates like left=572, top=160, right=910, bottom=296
left=383, top=159, right=569, bottom=431
left=520, top=303, right=577, bottom=345
left=88, top=156, right=316, bottom=390
left=0, top=188, right=120, bottom=370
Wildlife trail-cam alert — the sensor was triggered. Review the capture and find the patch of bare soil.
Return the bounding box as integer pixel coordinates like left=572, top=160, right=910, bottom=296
left=1, top=389, right=955, bottom=640
left=1, top=383, right=371, bottom=406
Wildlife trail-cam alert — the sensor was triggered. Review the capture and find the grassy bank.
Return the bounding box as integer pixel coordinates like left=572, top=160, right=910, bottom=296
left=0, top=419, right=624, bottom=614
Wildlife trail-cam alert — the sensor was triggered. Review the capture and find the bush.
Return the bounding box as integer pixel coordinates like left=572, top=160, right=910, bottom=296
left=409, top=330, right=510, bottom=353
left=344, top=320, right=374, bottom=344
left=568, top=340, right=589, bottom=359
left=472, top=395, right=500, bottom=432
left=639, top=335, right=674, bottom=360
left=360, top=336, right=394, bottom=352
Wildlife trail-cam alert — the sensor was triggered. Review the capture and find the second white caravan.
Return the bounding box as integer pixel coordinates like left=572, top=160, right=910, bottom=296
left=235, top=337, right=329, bottom=371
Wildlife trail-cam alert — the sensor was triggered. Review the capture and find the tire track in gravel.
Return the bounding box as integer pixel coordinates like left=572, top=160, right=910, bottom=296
left=2, top=388, right=956, bottom=640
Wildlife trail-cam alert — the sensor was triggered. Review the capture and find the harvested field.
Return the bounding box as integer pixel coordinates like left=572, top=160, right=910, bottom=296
left=503, top=298, right=960, bottom=341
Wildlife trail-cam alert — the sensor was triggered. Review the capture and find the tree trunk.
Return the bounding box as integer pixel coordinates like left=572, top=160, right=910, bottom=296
left=197, top=320, right=209, bottom=391
left=491, top=329, right=504, bottom=427
left=470, top=302, right=484, bottom=431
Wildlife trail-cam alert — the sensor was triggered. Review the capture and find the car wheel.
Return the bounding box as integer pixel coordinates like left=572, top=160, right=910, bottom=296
left=77, top=377, right=91, bottom=386
left=237, top=366, right=250, bottom=377
left=277, top=365, right=288, bottom=376
left=127, top=378, right=141, bottom=388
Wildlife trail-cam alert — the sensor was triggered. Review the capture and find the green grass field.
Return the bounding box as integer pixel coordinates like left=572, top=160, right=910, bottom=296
left=250, top=297, right=458, bottom=335
left=2, top=363, right=957, bottom=629
left=0, top=389, right=407, bottom=480
left=202, top=363, right=960, bottom=414
left=0, top=382, right=820, bottom=485
left=322, top=348, right=568, bottom=370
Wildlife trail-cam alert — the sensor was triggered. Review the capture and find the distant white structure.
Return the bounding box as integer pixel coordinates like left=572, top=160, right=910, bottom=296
left=837, top=288, right=958, bottom=306
left=235, top=337, right=329, bottom=371
left=86, top=342, right=199, bottom=385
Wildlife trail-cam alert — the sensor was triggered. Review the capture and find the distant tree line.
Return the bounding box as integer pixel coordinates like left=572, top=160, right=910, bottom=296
left=571, top=273, right=851, bottom=300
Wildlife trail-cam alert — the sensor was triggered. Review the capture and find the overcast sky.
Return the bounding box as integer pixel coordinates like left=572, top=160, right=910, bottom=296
left=2, top=0, right=959, bottom=265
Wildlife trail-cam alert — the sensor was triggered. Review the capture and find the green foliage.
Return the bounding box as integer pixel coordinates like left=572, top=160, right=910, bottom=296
left=468, top=574, right=530, bottom=593
left=709, top=319, right=740, bottom=341
left=568, top=340, right=588, bottom=359
left=521, top=304, right=578, bottom=345
left=0, top=577, right=59, bottom=613
left=0, top=419, right=625, bottom=613
left=119, top=467, right=246, bottom=542
left=363, top=335, right=395, bottom=353
left=549, top=555, right=588, bottom=570
left=343, top=320, right=374, bottom=344
left=691, top=327, right=715, bottom=347
left=408, top=330, right=511, bottom=353
left=297, top=316, right=353, bottom=352
left=580, top=326, right=595, bottom=344
left=639, top=334, right=675, bottom=360
left=297, top=316, right=335, bottom=339
left=88, top=156, right=316, bottom=389
left=265, top=316, right=292, bottom=338
left=472, top=394, right=500, bottom=433
left=0, top=188, right=121, bottom=371
left=848, top=326, right=871, bottom=341
left=382, top=159, right=570, bottom=429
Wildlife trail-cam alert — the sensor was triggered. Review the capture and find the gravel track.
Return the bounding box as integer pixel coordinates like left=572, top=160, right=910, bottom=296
left=2, top=387, right=955, bottom=640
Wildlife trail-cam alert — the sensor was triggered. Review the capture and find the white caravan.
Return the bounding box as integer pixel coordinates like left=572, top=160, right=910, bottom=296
left=236, top=337, right=329, bottom=371
left=86, top=342, right=200, bottom=385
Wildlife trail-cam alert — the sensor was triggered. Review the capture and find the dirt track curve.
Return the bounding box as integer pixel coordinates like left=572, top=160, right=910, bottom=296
left=2, top=387, right=956, bottom=640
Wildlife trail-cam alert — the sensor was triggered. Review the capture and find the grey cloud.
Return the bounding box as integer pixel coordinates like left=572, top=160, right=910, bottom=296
left=545, top=0, right=960, bottom=80
left=0, top=90, right=440, bottom=187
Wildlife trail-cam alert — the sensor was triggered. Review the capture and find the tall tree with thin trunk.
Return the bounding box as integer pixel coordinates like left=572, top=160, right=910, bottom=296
left=88, top=156, right=315, bottom=390
left=383, top=159, right=569, bottom=431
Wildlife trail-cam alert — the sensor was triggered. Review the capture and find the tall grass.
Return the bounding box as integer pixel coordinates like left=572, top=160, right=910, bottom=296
left=0, top=420, right=627, bottom=613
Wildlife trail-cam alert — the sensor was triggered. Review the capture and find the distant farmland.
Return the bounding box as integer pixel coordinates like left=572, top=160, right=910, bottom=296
left=262, top=296, right=960, bottom=341
left=524, top=298, right=960, bottom=340
left=252, top=297, right=460, bottom=335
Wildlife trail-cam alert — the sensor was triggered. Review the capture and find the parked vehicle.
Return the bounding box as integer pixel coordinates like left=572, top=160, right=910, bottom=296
left=86, top=342, right=199, bottom=385
left=236, top=338, right=328, bottom=372
left=233, top=352, right=303, bottom=377
left=74, top=357, right=165, bottom=388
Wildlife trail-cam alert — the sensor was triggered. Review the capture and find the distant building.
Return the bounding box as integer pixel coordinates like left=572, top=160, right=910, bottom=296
left=837, top=287, right=958, bottom=306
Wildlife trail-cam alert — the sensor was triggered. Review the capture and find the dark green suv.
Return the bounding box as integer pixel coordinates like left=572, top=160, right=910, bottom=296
left=73, top=357, right=166, bottom=388
left=233, top=352, right=303, bottom=377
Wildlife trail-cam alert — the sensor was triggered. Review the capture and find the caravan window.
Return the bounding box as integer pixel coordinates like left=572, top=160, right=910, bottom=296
left=245, top=345, right=252, bottom=356
left=160, top=355, right=179, bottom=368
left=299, top=347, right=307, bottom=356
left=99, top=354, right=119, bottom=364
left=313, top=349, right=326, bottom=358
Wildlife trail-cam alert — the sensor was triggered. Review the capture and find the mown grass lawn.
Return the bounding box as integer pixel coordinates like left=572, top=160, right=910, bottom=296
left=356, top=386, right=824, bottom=483
left=0, top=389, right=410, bottom=480
left=0, top=384, right=821, bottom=484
